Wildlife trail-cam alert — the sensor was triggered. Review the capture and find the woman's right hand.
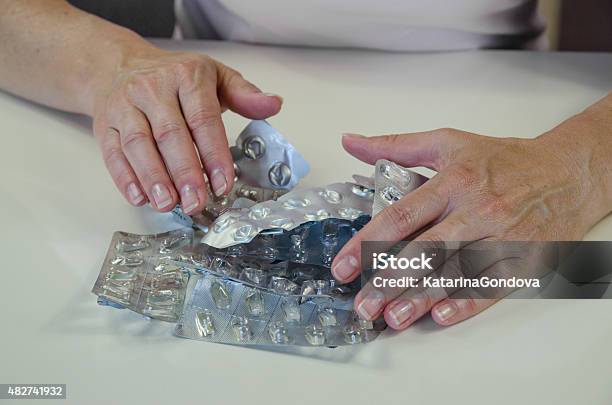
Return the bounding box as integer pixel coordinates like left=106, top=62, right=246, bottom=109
left=91, top=47, right=282, bottom=214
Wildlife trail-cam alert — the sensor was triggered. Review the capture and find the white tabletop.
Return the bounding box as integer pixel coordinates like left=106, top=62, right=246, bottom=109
left=1, top=40, right=611, bottom=405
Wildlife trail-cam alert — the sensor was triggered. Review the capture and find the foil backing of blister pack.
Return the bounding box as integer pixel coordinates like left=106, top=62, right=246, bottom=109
left=372, top=159, right=429, bottom=216
left=231, top=120, right=310, bottom=190
left=201, top=182, right=375, bottom=249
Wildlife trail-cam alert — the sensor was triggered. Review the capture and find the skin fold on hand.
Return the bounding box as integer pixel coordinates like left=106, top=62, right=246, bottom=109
left=332, top=93, right=612, bottom=330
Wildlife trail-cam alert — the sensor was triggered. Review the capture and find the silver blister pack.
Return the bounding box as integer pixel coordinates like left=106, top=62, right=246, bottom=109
left=231, top=120, right=310, bottom=190
left=92, top=230, right=195, bottom=322
left=352, top=174, right=375, bottom=191
left=201, top=182, right=374, bottom=249
left=172, top=179, right=287, bottom=231
left=92, top=228, right=386, bottom=347
left=192, top=217, right=369, bottom=268
left=372, top=159, right=429, bottom=216
left=174, top=272, right=382, bottom=347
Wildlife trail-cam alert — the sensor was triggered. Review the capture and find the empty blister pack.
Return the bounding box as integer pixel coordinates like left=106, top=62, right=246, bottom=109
left=92, top=230, right=195, bottom=321
left=193, top=217, right=370, bottom=268
left=231, top=120, right=310, bottom=190
left=175, top=274, right=382, bottom=347
left=172, top=179, right=287, bottom=231
left=201, top=182, right=374, bottom=249
left=372, top=159, right=429, bottom=216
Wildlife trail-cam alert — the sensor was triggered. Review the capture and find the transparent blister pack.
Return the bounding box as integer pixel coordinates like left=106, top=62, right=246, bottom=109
left=183, top=246, right=364, bottom=297
left=92, top=230, right=195, bottom=321
left=175, top=274, right=383, bottom=347
left=201, top=182, right=374, bottom=249
left=231, top=120, right=310, bottom=190
left=172, top=179, right=288, bottom=231
left=192, top=217, right=370, bottom=268
left=352, top=174, right=375, bottom=191
left=372, top=159, right=429, bottom=216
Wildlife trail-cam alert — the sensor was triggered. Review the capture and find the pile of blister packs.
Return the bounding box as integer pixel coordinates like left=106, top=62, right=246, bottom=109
left=92, top=120, right=428, bottom=348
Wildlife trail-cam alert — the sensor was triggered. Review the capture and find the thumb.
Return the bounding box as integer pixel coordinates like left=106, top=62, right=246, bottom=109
left=341, top=129, right=465, bottom=170
left=217, top=62, right=283, bottom=119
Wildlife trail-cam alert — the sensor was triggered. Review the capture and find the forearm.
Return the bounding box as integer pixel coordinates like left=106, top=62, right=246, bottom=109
left=0, top=0, right=156, bottom=115
left=538, top=92, right=612, bottom=226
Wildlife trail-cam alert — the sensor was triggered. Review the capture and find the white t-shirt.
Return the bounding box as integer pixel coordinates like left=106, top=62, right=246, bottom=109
left=177, top=0, right=546, bottom=51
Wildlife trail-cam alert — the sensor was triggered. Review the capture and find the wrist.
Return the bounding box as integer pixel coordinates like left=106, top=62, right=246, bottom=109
left=80, top=25, right=160, bottom=116
left=535, top=99, right=612, bottom=228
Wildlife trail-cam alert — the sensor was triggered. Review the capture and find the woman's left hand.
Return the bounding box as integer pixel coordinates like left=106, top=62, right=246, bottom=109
left=331, top=102, right=612, bottom=329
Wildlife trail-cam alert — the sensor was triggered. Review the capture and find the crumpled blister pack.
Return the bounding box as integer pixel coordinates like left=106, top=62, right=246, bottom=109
left=92, top=121, right=428, bottom=349
left=172, top=179, right=287, bottom=232
left=93, top=228, right=385, bottom=346
left=193, top=217, right=370, bottom=268
left=201, top=182, right=374, bottom=249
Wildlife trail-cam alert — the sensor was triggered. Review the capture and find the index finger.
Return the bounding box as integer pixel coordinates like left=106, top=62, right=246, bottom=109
left=331, top=176, right=449, bottom=283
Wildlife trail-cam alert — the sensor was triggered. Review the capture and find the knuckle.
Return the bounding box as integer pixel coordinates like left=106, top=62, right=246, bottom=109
left=176, top=58, right=199, bottom=75
left=436, top=216, right=470, bottom=241
left=101, top=145, right=124, bottom=166
left=142, top=167, right=168, bottom=185
left=114, top=170, right=135, bottom=189
left=170, top=161, right=198, bottom=182
left=126, top=74, right=160, bottom=97
left=421, top=232, right=445, bottom=244
left=447, top=163, right=479, bottom=188
left=121, top=130, right=150, bottom=150
left=176, top=57, right=212, bottom=81
left=376, top=133, right=404, bottom=147
left=223, top=64, right=242, bottom=78
left=154, top=121, right=184, bottom=145
left=186, top=110, right=221, bottom=132
left=199, top=147, right=224, bottom=165
left=436, top=127, right=459, bottom=136
left=385, top=203, right=419, bottom=235
left=224, top=68, right=250, bottom=89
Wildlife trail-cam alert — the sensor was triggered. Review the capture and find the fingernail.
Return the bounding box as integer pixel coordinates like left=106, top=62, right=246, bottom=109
left=342, top=133, right=366, bottom=139
left=127, top=183, right=145, bottom=205
left=152, top=183, right=173, bottom=209
left=180, top=184, right=199, bottom=214
left=434, top=302, right=457, bottom=322
left=356, top=289, right=385, bottom=320
left=263, top=92, right=284, bottom=103
left=388, top=300, right=414, bottom=327
left=332, top=255, right=359, bottom=281
left=210, top=168, right=227, bottom=197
